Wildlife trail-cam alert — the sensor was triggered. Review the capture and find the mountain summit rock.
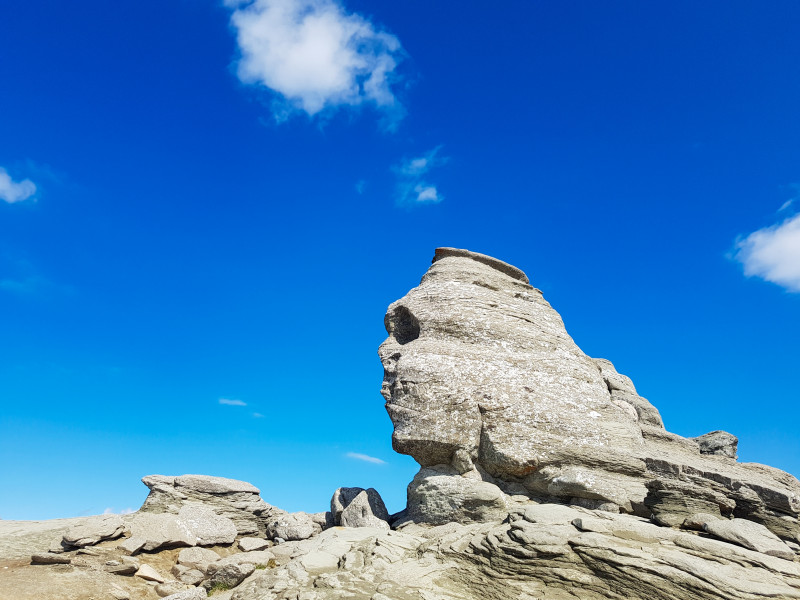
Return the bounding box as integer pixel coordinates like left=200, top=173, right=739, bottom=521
left=380, top=247, right=800, bottom=541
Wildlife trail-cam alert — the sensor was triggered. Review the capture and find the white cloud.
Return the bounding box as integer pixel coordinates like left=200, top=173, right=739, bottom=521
left=345, top=451, right=386, bottom=464
left=219, top=398, right=247, bottom=406
left=734, top=213, right=800, bottom=292
left=103, top=507, right=135, bottom=515
left=0, top=167, right=36, bottom=204
left=253, top=412, right=265, bottom=418
left=227, top=0, right=404, bottom=123
left=394, top=147, right=447, bottom=206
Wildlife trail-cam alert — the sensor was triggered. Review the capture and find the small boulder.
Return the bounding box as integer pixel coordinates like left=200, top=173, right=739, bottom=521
left=406, top=466, right=508, bottom=525
left=62, top=514, right=126, bottom=548
left=340, top=489, right=390, bottom=529
left=161, top=589, right=208, bottom=600
left=265, top=512, right=316, bottom=541
left=135, top=564, right=165, bottom=582
left=204, top=562, right=255, bottom=591
left=171, top=564, right=205, bottom=585
left=331, top=488, right=366, bottom=525
left=178, top=504, right=237, bottom=546
left=177, top=547, right=220, bottom=572
left=156, top=583, right=189, bottom=597
left=692, top=431, right=738, bottom=459
left=238, top=537, right=270, bottom=552
left=31, top=553, right=72, bottom=565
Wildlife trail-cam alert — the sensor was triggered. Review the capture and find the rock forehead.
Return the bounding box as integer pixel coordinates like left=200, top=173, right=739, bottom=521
left=380, top=248, right=644, bottom=479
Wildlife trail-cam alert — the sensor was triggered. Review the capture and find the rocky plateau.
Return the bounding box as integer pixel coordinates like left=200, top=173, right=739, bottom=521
left=1, top=247, right=798, bottom=600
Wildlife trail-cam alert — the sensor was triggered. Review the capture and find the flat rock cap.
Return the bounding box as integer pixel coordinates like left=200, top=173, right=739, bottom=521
left=141, top=474, right=259, bottom=494
left=433, top=247, right=530, bottom=284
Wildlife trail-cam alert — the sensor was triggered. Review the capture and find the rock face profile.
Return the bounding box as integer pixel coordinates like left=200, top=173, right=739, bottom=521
left=379, top=247, right=800, bottom=540
left=3, top=247, right=799, bottom=600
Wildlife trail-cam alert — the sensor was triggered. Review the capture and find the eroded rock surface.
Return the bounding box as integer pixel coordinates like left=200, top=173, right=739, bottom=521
left=379, top=247, right=800, bottom=545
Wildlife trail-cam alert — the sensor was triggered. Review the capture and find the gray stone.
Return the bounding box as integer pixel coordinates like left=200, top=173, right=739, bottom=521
left=331, top=487, right=366, bottom=525
left=238, top=536, right=270, bottom=552
left=265, top=512, right=316, bottom=541
left=692, top=430, right=738, bottom=459
left=171, top=564, right=205, bottom=585
left=161, top=589, right=207, bottom=600
left=204, top=562, right=255, bottom=591
left=703, top=518, right=795, bottom=560
left=62, top=514, right=126, bottom=548
left=177, top=503, right=237, bottom=546
left=135, top=563, right=165, bottom=582
left=379, top=248, right=800, bottom=543
left=139, top=474, right=273, bottom=537
left=123, top=513, right=197, bottom=552
left=405, top=465, right=507, bottom=525
left=156, top=583, right=188, bottom=597
left=31, top=552, right=71, bottom=565
left=682, top=512, right=721, bottom=531
left=339, top=489, right=390, bottom=529
left=176, top=547, right=220, bottom=572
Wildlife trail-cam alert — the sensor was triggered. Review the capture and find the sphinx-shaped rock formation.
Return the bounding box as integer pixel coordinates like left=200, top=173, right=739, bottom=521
left=379, top=247, right=800, bottom=543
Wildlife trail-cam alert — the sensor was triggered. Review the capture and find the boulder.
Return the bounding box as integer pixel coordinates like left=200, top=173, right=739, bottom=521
left=31, top=553, right=71, bottom=565
left=237, top=536, right=270, bottom=552
left=62, top=514, right=126, bottom=548
left=264, top=511, right=317, bottom=541
left=331, top=487, right=390, bottom=529
left=135, top=564, right=165, bottom=582
left=203, top=562, right=255, bottom=591
left=177, top=504, right=237, bottom=546
left=405, top=465, right=508, bottom=525
left=121, top=513, right=196, bottom=553
left=331, top=487, right=364, bottom=525
left=693, top=430, right=738, bottom=458
left=176, top=547, right=220, bottom=572
left=139, top=474, right=274, bottom=536
left=161, top=589, right=207, bottom=600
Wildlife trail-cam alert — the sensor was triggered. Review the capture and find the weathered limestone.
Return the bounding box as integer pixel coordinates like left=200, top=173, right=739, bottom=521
left=693, top=430, right=739, bottom=458
left=379, top=248, right=800, bottom=542
left=62, top=514, right=126, bottom=548
left=139, top=474, right=274, bottom=536
left=404, top=466, right=507, bottom=525
left=331, top=487, right=390, bottom=529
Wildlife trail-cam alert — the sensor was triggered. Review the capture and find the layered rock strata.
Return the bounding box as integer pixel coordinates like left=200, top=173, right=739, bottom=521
left=379, top=247, right=800, bottom=543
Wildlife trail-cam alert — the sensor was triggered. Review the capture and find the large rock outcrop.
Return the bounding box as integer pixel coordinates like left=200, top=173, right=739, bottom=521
left=379, top=247, right=800, bottom=543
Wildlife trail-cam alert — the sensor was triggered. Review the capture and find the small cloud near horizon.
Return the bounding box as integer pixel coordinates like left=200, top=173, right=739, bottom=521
left=0, top=167, right=37, bottom=204
left=226, top=0, right=405, bottom=126
left=346, top=451, right=386, bottom=465
left=394, top=147, right=447, bottom=206
left=219, top=398, right=247, bottom=406
left=733, top=209, right=800, bottom=293
left=103, top=507, right=135, bottom=515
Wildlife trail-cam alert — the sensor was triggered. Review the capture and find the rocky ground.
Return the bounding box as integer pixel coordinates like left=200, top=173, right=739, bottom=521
left=2, top=248, right=799, bottom=600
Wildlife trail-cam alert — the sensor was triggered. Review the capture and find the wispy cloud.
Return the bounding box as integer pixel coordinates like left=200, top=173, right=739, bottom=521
left=103, top=507, right=135, bottom=515
left=227, top=0, right=405, bottom=125
left=733, top=211, right=800, bottom=293
left=253, top=412, right=265, bottom=418
left=394, top=147, right=447, bottom=206
left=345, top=451, right=386, bottom=465
left=219, top=398, right=247, bottom=406
left=0, top=167, right=36, bottom=204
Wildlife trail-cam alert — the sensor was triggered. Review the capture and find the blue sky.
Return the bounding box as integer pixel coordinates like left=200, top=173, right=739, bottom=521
left=1, top=0, right=799, bottom=520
